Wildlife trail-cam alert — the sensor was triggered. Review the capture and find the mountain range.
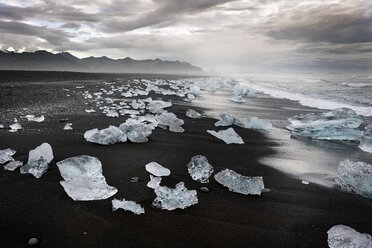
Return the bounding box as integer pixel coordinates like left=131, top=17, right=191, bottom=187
left=0, top=50, right=203, bottom=75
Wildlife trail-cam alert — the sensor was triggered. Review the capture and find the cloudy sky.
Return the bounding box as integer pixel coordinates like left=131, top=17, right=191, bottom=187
left=0, top=0, right=371, bottom=74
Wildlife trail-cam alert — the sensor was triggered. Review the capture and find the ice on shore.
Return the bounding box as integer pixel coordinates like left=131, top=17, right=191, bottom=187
left=359, top=125, right=372, bottom=153
left=119, top=119, right=153, bottom=143
left=0, top=124, right=4, bottom=129
left=85, top=109, right=96, bottom=113
left=145, top=162, right=171, bottom=177
left=233, top=83, right=256, bottom=98
left=245, top=117, right=272, bottom=130
left=327, top=225, right=372, bottom=248
left=152, top=182, right=198, bottom=210
left=336, top=159, right=372, bottom=198
left=112, top=199, right=145, bottom=215
left=9, top=122, right=22, bottom=132
left=187, top=155, right=214, bottom=183
left=187, top=93, right=195, bottom=100
left=189, top=86, right=201, bottom=96
left=186, top=109, right=202, bottom=119
left=56, top=155, right=118, bottom=201
left=84, top=126, right=127, bottom=145
left=147, top=100, right=172, bottom=114
left=155, top=112, right=185, bottom=133
left=0, top=148, right=16, bottom=164
left=4, top=160, right=23, bottom=171
left=105, top=110, right=119, bottom=117
left=287, top=108, right=363, bottom=140
left=215, top=113, right=244, bottom=127
left=207, top=128, right=244, bottom=144
left=214, top=169, right=264, bottom=195
left=231, top=95, right=246, bottom=103
left=63, top=123, right=73, bottom=130
left=20, top=143, right=54, bottom=178
left=147, top=175, right=162, bottom=189
left=25, top=115, right=45, bottom=122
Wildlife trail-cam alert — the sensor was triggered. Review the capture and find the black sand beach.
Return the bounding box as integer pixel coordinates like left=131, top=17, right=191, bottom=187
left=0, top=71, right=371, bottom=248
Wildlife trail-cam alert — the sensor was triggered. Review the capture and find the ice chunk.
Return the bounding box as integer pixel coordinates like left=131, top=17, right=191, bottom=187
left=112, top=199, right=145, bottom=215
left=25, top=115, right=45, bottom=122
left=187, top=94, right=195, bottom=100
left=187, top=155, right=214, bottom=183
left=131, top=99, right=146, bottom=110
left=147, top=175, right=162, bottom=189
left=0, top=124, right=4, bottom=128
left=105, top=110, right=119, bottom=117
left=20, top=143, right=53, bottom=178
left=207, top=128, right=244, bottom=144
left=56, top=155, right=118, bottom=201
left=214, top=169, right=264, bottom=195
left=233, top=83, right=256, bottom=98
left=152, top=182, right=198, bottom=211
left=155, top=112, right=185, bottom=133
left=145, top=162, right=171, bottom=177
left=336, top=159, right=372, bottom=198
left=245, top=117, right=272, bottom=130
left=4, top=160, right=23, bottom=171
left=189, top=86, right=201, bottom=96
left=63, top=123, right=73, bottom=130
left=9, top=122, right=22, bottom=132
left=231, top=95, right=246, bottom=103
left=84, top=126, right=127, bottom=145
left=186, top=109, right=202, bottom=119
left=119, top=119, right=153, bottom=143
left=85, top=109, right=96, bottom=113
left=327, top=225, right=372, bottom=248
left=215, top=113, right=244, bottom=127
left=287, top=108, right=363, bottom=140
left=147, top=100, right=172, bottom=114
left=0, top=148, right=16, bottom=164
left=359, top=126, right=372, bottom=153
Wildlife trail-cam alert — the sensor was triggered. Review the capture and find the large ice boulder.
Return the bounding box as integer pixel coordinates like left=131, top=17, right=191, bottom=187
left=84, top=126, right=127, bottom=145
left=187, top=155, right=214, bottom=183
left=287, top=108, right=363, bottom=140
left=112, top=199, right=145, bottom=215
left=20, top=143, right=54, bottom=178
left=56, top=155, right=117, bottom=201
left=207, top=128, right=244, bottom=144
left=152, top=182, right=198, bottom=210
left=245, top=117, right=272, bottom=130
left=336, top=159, right=372, bottom=198
left=155, top=112, right=185, bottom=133
left=214, top=169, right=264, bottom=195
left=359, top=125, right=372, bottom=153
left=327, top=225, right=372, bottom=248
left=119, top=119, right=153, bottom=143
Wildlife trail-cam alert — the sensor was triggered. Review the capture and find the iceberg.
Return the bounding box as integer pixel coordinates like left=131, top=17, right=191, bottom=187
left=327, top=225, right=372, bottom=248
left=4, top=160, right=23, bottom=171
left=152, top=182, right=198, bottom=211
left=336, top=159, right=372, bottom=198
left=56, top=155, right=117, bottom=201
left=245, top=117, right=272, bottom=130
left=186, top=109, right=202, bottom=119
left=155, top=112, right=185, bottom=133
left=63, top=123, right=73, bottom=130
left=359, top=125, right=372, bottom=153
left=20, top=143, right=54, bottom=178
left=187, top=155, right=214, bottom=183
left=25, top=115, right=45, bottom=122
left=147, top=175, right=162, bottom=189
left=215, top=113, right=244, bottom=127
left=112, top=199, right=145, bottom=215
left=145, top=162, right=171, bottom=177
left=84, top=126, right=127, bottom=145
left=207, top=128, right=244, bottom=144
left=214, top=169, right=264, bottom=195
left=119, top=119, right=153, bottom=143
left=0, top=148, right=16, bottom=164
left=147, top=100, right=172, bottom=114
left=287, top=108, right=363, bottom=140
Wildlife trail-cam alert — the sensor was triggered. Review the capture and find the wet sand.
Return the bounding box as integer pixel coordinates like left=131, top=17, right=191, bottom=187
left=0, top=71, right=371, bottom=248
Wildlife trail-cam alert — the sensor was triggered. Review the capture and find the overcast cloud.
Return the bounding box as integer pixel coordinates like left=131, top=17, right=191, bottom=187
left=0, top=0, right=371, bottom=74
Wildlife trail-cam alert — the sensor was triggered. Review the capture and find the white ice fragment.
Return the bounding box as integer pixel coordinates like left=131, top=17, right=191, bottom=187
left=0, top=124, right=4, bottom=128
left=25, top=115, right=45, bottom=122
left=0, top=148, right=16, bottom=164
left=336, top=159, right=372, bottom=198
left=327, top=225, right=372, bottom=248
left=145, top=162, right=171, bottom=177
left=187, top=155, right=214, bottom=183
left=155, top=112, right=185, bottom=133
left=20, top=143, right=54, bottom=178
left=63, top=123, right=73, bottom=130
left=56, top=155, right=118, bottom=201
left=85, top=109, right=96, bottom=113
left=147, top=175, right=162, bottom=189
left=119, top=119, right=153, bottom=143
left=233, top=83, right=255, bottom=98
left=214, top=169, right=264, bottom=195
left=152, top=182, right=198, bottom=211
left=105, top=110, right=119, bottom=117
left=189, top=85, right=201, bottom=96
left=186, top=109, right=202, bottom=119
left=231, top=95, right=246, bottom=103
left=301, top=180, right=309, bottom=185
left=4, top=160, right=23, bottom=171
left=112, top=199, right=145, bottom=215
left=287, top=108, right=363, bottom=140
left=9, top=123, right=22, bottom=132
left=147, top=100, right=172, bottom=114
left=245, top=117, right=272, bottom=130
left=359, top=126, right=372, bottom=153
left=84, top=126, right=127, bottom=145
left=187, top=94, right=195, bottom=100
left=207, top=128, right=244, bottom=144
left=215, top=113, right=244, bottom=127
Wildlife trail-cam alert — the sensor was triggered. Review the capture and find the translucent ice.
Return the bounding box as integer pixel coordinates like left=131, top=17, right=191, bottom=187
left=56, top=155, right=118, bottom=201
left=233, top=83, right=256, bottom=98
left=25, top=115, right=45, bottom=122
left=0, top=148, right=16, bottom=164
left=245, top=117, right=272, bottom=130
left=20, top=143, right=54, bottom=178
left=105, top=110, right=119, bottom=117
left=119, top=119, right=153, bottom=143
left=327, top=225, right=372, bottom=248
left=336, top=159, right=372, bottom=198
left=189, top=85, right=201, bottom=96
left=63, top=123, right=73, bottom=130
left=147, top=100, right=172, bottom=114
left=84, top=126, right=127, bottom=145
left=359, top=126, right=372, bottom=153
left=215, top=113, right=244, bottom=127
left=152, top=182, right=198, bottom=210
left=155, top=112, right=185, bottom=133
left=9, top=122, right=22, bottom=132
left=4, top=160, right=23, bottom=171
left=207, top=128, right=244, bottom=144
left=145, top=162, right=171, bottom=177
left=186, top=109, right=202, bottom=119
left=231, top=95, right=246, bottom=103
left=147, top=175, right=162, bottom=189
left=112, top=199, right=145, bottom=215
left=187, top=155, right=214, bottom=183
left=187, top=93, right=195, bottom=100
left=287, top=108, right=363, bottom=140
left=214, top=169, right=264, bottom=195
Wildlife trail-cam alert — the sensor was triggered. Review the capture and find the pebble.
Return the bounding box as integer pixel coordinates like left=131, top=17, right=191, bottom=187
left=200, top=187, right=210, bottom=193
left=130, top=177, right=139, bottom=183
left=28, top=238, right=38, bottom=246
